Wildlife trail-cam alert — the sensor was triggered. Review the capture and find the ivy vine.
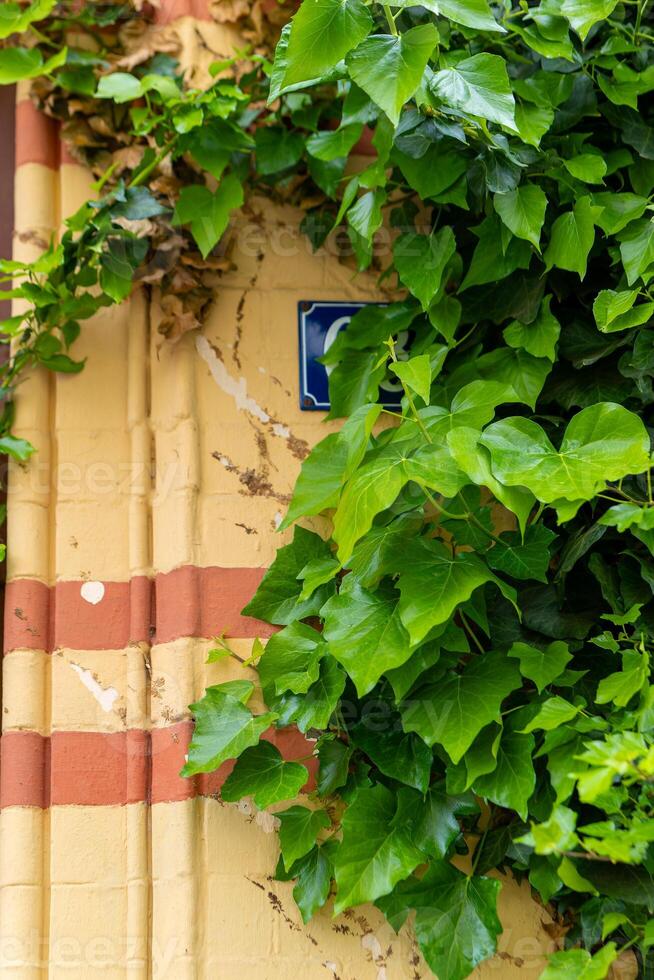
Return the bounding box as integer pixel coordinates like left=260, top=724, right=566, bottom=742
left=4, top=0, right=654, bottom=976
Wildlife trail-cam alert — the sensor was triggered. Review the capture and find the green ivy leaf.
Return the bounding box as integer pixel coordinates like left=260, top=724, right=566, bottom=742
left=322, top=581, right=412, bottom=696
left=317, top=739, right=353, bottom=796
left=333, top=784, right=424, bottom=913
left=482, top=403, right=650, bottom=506
left=285, top=656, right=347, bottom=732
left=96, top=71, right=143, bottom=102
left=401, top=650, right=520, bottom=762
left=564, top=154, right=607, bottom=185
left=426, top=0, right=503, bottom=31
left=593, top=289, right=654, bottom=333
left=306, top=123, right=364, bottom=162
left=347, top=189, right=386, bottom=247
left=593, top=192, right=649, bottom=234
left=280, top=0, right=372, bottom=88
left=346, top=513, right=423, bottom=588
left=99, top=236, right=148, bottom=302
left=0, top=435, right=36, bottom=462
left=508, top=640, right=572, bottom=693
left=520, top=805, right=579, bottom=855
left=485, top=524, right=556, bottom=583
left=503, top=295, right=560, bottom=361
left=460, top=214, right=532, bottom=290
left=0, top=45, right=66, bottom=84
left=293, top=843, right=336, bottom=922
left=327, top=349, right=386, bottom=418
left=221, top=741, right=308, bottom=808
left=472, top=728, right=536, bottom=820
left=0, top=0, right=55, bottom=40
left=561, top=0, right=618, bottom=39
left=596, top=650, right=648, bottom=707
left=182, top=685, right=275, bottom=776
left=396, top=537, right=515, bottom=646
left=393, top=228, right=456, bottom=310
left=351, top=723, right=433, bottom=793
left=280, top=403, right=381, bottom=529
left=430, top=53, right=516, bottom=131
left=446, top=426, right=535, bottom=535
left=278, top=805, right=331, bottom=870
left=332, top=440, right=467, bottom=562
left=257, top=622, right=325, bottom=697
left=494, top=184, right=547, bottom=250
left=346, top=24, right=439, bottom=126
left=618, top=218, right=654, bottom=285
left=544, top=196, right=598, bottom=279
left=540, top=943, right=617, bottom=979
left=393, top=144, right=468, bottom=201
left=389, top=354, right=432, bottom=403
left=413, top=783, right=479, bottom=858
left=379, top=862, right=502, bottom=980
left=520, top=696, right=580, bottom=732
left=242, top=526, right=336, bottom=625
left=255, top=126, right=305, bottom=175
left=172, top=175, right=243, bottom=258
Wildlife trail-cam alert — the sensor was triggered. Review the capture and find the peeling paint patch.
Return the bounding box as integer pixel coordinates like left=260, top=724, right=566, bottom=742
left=237, top=798, right=280, bottom=833
left=196, top=335, right=270, bottom=423
left=80, top=581, right=105, bottom=605
left=197, top=335, right=309, bottom=457
left=69, top=663, right=119, bottom=713
left=362, top=933, right=388, bottom=980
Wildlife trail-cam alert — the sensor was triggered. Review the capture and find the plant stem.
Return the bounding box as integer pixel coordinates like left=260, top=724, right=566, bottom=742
left=128, top=138, right=177, bottom=189
left=460, top=610, right=486, bottom=655
left=382, top=3, right=398, bottom=35
left=636, top=0, right=650, bottom=37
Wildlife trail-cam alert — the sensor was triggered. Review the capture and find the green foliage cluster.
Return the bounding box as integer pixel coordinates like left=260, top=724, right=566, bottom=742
left=3, top=0, right=654, bottom=976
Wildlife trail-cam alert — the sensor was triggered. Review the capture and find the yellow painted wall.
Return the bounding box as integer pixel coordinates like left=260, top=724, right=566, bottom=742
left=0, top=24, right=564, bottom=980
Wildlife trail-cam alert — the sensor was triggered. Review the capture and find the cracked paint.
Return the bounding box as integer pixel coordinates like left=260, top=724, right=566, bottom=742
left=69, top=663, right=119, bottom=713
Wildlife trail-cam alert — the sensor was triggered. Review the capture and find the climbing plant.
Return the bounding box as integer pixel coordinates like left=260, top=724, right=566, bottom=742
left=4, top=0, right=654, bottom=976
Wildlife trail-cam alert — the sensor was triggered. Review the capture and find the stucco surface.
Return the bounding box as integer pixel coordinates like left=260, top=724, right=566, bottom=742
left=0, top=25, right=559, bottom=979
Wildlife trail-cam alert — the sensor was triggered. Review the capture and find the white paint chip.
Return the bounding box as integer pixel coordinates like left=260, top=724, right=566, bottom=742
left=80, top=581, right=105, bottom=605
left=271, top=422, right=290, bottom=439
left=196, top=335, right=270, bottom=423
left=70, top=663, right=119, bottom=713
left=362, top=933, right=387, bottom=980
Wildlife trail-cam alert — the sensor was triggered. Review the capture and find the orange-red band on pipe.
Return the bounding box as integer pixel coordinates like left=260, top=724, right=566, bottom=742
left=4, top=566, right=276, bottom=653
left=0, top=723, right=315, bottom=808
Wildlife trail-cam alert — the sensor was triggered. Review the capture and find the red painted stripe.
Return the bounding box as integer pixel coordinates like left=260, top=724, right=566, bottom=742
left=154, top=0, right=212, bottom=24
left=4, top=576, right=152, bottom=653
left=4, top=566, right=275, bottom=653
left=0, top=724, right=315, bottom=808
left=15, top=100, right=59, bottom=171
left=154, top=565, right=275, bottom=644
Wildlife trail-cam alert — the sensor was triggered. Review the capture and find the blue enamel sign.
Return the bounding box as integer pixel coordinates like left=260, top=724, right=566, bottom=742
left=298, top=301, right=405, bottom=411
